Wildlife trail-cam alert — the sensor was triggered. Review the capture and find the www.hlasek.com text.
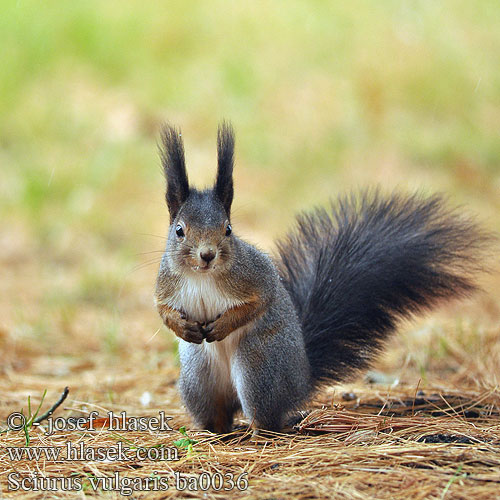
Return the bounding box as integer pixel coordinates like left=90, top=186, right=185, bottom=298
left=7, top=440, right=178, bottom=462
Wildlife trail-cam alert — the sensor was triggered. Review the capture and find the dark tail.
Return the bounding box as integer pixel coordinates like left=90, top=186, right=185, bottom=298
left=276, top=190, right=493, bottom=386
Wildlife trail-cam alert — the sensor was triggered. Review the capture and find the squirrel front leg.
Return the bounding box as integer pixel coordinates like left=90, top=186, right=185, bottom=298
left=203, top=296, right=265, bottom=343
left=157, top=303, right=205, bottom=344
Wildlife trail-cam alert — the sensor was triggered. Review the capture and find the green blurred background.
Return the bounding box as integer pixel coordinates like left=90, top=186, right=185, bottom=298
left=1, top=0, right=499, bottom=363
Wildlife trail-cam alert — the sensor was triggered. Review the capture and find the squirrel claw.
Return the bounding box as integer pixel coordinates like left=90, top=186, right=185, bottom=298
left=180, top=319, right=205, bottom=344
left=202, top=316, right=232, bottom=343
left=204, top=328, right=230, bottom=343
left=201, top=322, right=214, bottom=335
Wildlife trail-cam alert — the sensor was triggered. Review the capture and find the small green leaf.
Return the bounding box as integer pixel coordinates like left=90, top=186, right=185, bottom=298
left=174, top=426, right=198, bottom=451
left=174, top=437, right=197, bottom=448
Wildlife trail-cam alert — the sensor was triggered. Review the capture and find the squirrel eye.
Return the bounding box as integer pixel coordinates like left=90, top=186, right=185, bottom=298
left=175, top=224, right=185, bottom=238
left=225, top=224, right=232, bottom=237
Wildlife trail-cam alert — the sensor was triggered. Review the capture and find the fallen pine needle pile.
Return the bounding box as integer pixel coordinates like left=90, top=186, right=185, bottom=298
left=1, top=297, right=500, bottom=498
left=1, top=382, right=500, bottom=499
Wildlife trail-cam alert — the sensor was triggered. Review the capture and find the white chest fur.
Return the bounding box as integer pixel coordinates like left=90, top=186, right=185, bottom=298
left=167, top=273, right=242, bottom=323
left=171, top=273, right=248, bottom=396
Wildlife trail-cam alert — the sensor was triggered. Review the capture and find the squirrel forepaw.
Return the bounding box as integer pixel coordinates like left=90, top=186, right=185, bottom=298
left=202, top=318, right=231, bottom=343
left=178, top=320, right=205, bottom=344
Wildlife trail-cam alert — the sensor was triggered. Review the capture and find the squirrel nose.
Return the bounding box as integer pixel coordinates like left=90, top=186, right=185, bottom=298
left=199, top=248, right=216, bottom=264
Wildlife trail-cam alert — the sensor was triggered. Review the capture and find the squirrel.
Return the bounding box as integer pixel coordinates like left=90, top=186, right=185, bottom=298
left=155, top=122, right=491, bottom=434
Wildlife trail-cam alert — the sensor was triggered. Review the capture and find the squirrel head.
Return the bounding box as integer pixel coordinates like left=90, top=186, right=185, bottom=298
left=158, top=122, right=235, bottom=275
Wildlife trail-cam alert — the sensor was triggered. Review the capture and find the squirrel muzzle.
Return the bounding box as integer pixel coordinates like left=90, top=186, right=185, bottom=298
left=195, top=244, right=218, bottom=272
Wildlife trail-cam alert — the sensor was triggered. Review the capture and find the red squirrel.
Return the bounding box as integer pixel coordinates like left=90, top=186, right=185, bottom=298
left=155, top=122, right=491, bottom=433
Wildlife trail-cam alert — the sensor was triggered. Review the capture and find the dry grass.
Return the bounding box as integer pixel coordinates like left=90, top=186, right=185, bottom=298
left=1, top=308, right=500, bottom=499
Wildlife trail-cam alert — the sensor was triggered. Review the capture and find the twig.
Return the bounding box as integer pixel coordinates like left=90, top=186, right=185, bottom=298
left=33, top=387, right=70, bottom=424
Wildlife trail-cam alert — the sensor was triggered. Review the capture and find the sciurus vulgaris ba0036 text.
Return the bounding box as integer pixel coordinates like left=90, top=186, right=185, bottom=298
left=154, top=122, right=491, bottom=434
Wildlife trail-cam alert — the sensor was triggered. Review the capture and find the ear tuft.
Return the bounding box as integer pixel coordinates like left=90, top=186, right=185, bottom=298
left=215, top=121, right=235, bottom=216
left=159, top=124, right=190, bottom=221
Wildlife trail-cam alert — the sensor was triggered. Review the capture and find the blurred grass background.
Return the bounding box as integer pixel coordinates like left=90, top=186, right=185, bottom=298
left=1, top=0, right=499, bottom=375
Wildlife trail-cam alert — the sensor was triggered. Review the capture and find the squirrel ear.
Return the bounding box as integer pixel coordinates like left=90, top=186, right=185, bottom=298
left=160, top=124, right=190, bottom=221
left=215, top=121, right=235, bottom=216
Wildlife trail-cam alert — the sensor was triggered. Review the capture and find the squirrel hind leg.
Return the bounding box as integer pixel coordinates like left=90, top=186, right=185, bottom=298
left=250, top=410, right=308, bottom=434
left=204, top=396, right=240, bottom=434
left=235, top=373, right=298, bottom=433
left=183, top=388, right=240, bottom=434
left=250, top=413, right=284, bottom=434
left=178, top=341, right=241, bottom=434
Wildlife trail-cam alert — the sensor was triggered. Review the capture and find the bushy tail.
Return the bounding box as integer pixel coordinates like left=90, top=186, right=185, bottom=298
left=276, top=190, right=492, bottom=386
